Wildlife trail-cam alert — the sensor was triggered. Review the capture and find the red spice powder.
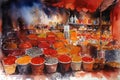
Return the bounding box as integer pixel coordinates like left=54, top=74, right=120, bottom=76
left=46, top=37, right=56, bottom=44
left=43, top=48, right=57, bottom=56
left=27, top=34, right=38, bottom=40
left=31, top=57, right=45, bottom=65
left=58, top=55, right=71, bottom=63
left=19, top=41, right=32, bottom=49
left=4, top=56, right=17, bottom=65
left=38, top=42, right=50, bottom=48
left=82, top=56, right=93, bottom=62
left=37, top=38, right=46, bottom=42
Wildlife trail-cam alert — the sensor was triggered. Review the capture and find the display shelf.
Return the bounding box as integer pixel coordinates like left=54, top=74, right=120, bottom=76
left=68, top=23, right=111, bottom=27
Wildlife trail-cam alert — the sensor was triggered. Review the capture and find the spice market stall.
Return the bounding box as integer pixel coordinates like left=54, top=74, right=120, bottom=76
left=0, top=0, right=120, bottom=80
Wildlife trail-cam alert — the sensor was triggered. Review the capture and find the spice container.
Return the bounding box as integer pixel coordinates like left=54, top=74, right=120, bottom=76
left=19, top=42, right=32, bottom=49
left=30, top=57, right=45, bottom=75
left=43, top=48, right=57, bottom=58
left=45, top=57, right=58, bottom=73
left=58, top=55, right=71, bottom=73
left=46, top=37, right=56, bottom=45
left=71, top=56, right=82, bottom=71
left=15, top=55, right=31, bottom=74
left=82, top=56, right=94, bottom=71
left=27, top=34, right=38, bottom=46
left=2, top=42, right=18, bottom=56
left=57, top=47, right=70, bottom=55
left=3, top=56, right=17, bottom=74
left=19, top=41, right=32, bottom=54
left=53, top=41, right=65, bottom=49
left=38, top=41, right=50, bottom=49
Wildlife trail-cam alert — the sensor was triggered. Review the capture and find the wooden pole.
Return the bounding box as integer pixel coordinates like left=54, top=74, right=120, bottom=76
left=99, top=11, right=102, bottom=51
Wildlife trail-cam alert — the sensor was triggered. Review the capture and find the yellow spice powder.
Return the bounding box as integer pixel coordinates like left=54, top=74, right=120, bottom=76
left=16, top=56, right=31, bottom=65
left=72, top=56, right=81, bottom=62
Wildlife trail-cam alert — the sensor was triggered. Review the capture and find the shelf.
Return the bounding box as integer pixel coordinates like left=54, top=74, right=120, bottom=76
left=87, top=24, right=111, bottom=26
left=68, top=23, right=111, bottom=27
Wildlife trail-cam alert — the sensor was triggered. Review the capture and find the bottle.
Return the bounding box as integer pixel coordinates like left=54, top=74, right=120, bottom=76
left=98, top=50, right=105, bottom=58
left=73, top=15, right=78, bottom=23
left=70, top=16, right=74, bottom=23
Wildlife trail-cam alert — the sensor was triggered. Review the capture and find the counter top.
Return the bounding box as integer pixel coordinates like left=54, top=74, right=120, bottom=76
left=0, top=69, right=119, bottom=80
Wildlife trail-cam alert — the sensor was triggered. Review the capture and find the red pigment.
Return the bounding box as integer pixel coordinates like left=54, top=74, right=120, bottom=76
left=38, top=41, right=50, bottom=48
left=43, top=48, right=57, bottom=56
left=58, top=55, right=71, bottom=63
left=19, top=41, right=32, bottom=49
left=37, top=38, right=46, bottom=42
left=31, top=57, right=45, bottom=65
left=82, top=56, right=93, bottom=62
left=4, top=56, right=17, bottom=65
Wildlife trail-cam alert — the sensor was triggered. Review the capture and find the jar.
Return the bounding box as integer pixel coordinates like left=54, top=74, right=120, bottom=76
left=15, top=56, right=31, bottom=74
left=3, top=56, right=17, bottom=74
left=82, top=56, right=94, bottom=71
left=30, top=57, right=45, bottom=75
left=45, top=57, right=58, bottom=73
left=58, top=55, right=71, bottom=73
left=71, top=56, right=82, bottom=71
left=19, top=41, right=32, bottom=54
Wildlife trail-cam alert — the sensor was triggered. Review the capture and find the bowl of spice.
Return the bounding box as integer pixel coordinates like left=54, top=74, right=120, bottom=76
left=2, top=56, right=17, bottom=74
left=30, top=57, right=45, bottom=75
left=82, top=56, right=94, bottom=71
left=71, top=56, right=82, bottom=71
left=45, top=57, right=58, bottom=73
left=58, top=55, right=71, bottom=73
left=15, top=55, right=31, bottom=74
